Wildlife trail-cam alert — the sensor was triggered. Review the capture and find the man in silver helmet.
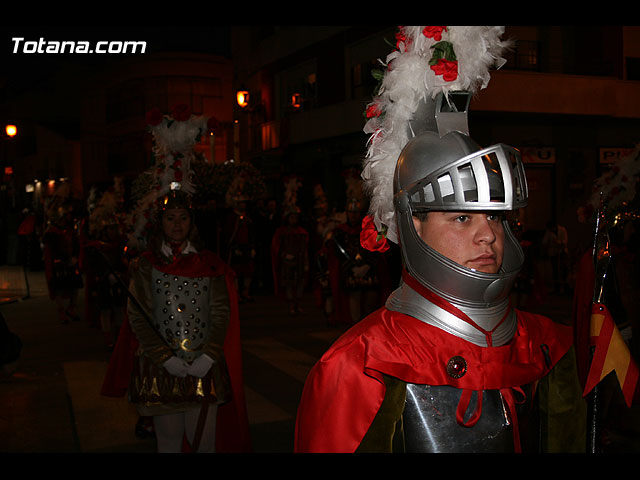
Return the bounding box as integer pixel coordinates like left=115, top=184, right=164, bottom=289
left=295, top=92, right=585, bottom=453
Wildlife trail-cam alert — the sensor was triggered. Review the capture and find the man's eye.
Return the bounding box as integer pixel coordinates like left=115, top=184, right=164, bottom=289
left=454, top=215, right=469, bottom=223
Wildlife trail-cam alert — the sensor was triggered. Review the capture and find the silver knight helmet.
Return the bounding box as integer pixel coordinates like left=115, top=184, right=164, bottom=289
left=361, top=27, right=527, bottom=344
left=393, top=91, right=528, bottom=307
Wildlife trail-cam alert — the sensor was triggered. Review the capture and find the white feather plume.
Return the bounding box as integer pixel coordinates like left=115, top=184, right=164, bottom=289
left=362, top=26, right=510, bottom=243
left=126, top=110, right=208, bottom=250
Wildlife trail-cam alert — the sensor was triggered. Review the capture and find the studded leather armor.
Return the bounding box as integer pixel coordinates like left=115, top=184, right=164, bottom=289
left=151, top=269, right=212, bottom=363
left=127, top=252, right=232, bottom=413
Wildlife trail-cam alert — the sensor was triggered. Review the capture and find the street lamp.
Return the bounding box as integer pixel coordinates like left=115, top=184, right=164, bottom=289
left=5, top=124, right=17, bottom=138
left=237, top=90, right=249, bottom=109
left=291, top=93, right=302, bottom=110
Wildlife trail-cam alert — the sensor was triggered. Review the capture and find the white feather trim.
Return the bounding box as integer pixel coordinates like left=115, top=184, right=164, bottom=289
left=362, top=26, right=509, bottom=243
left=126, top=112, right=208, bottom=249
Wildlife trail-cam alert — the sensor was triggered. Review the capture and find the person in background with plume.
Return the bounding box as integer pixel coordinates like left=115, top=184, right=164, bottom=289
left=42, top=185, right=83, bottom=324
left=82, top=185, right=129, bottom=350
left=102, top=105, right=250, bottom=453
left=271, top=176, right=309, bottom=315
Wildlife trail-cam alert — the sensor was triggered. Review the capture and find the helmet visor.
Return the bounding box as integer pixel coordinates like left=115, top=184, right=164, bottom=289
left=406, top=144, right=528, bottom=212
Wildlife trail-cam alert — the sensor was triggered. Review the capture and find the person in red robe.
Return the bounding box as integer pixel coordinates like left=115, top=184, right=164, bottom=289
left=271, top=207, right=309, bottom=315
left=222, top=196, right=256, bottom=303
left=42, top=200, right=83, bottom=324
left=326, top=199, right=389, bottom=325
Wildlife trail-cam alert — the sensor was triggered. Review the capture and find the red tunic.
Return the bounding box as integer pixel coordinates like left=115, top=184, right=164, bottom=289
left=294, top=305, right=573, bottom=453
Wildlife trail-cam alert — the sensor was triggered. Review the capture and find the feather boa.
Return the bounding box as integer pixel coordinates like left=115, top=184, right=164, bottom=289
left=362, top=26, right=510, bottom=243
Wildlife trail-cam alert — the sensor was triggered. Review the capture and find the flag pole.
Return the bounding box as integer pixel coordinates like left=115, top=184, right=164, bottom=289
left=587, top=194, right=610, bottom=453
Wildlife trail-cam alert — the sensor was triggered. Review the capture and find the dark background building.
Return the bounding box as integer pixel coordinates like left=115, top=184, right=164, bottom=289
left=230, top=25, right=640, bottom=257
left=1, top=25, right=639, bottom=267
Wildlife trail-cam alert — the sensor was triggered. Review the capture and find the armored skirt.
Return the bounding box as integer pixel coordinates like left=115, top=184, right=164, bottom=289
left=126, top=250, right=232, bottom=417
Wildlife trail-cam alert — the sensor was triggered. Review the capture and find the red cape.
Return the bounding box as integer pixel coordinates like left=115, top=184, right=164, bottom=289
left=101, top=249, right=251, bottom=453
left=294, top=306, right=572, bottom=453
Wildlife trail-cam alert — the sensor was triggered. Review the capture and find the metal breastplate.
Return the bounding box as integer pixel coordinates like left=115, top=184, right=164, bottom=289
left=403, top=384, right=515, bottom=453
left=151, top=268, right=211, bottom=363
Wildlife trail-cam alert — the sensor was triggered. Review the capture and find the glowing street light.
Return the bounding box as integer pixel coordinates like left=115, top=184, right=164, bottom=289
left=5, top=124, right=17, bottom=137
left=236, top=90, right=249, bottom=108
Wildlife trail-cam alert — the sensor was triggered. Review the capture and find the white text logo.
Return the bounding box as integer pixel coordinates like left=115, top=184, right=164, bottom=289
left=11, top=37, right=147, bottom=54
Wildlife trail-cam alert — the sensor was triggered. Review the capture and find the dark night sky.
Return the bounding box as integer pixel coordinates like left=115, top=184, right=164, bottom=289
left=0, top=25, right=233, bottom=134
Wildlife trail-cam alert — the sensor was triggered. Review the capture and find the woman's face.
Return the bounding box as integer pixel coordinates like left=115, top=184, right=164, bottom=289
left=162, top=208, right=191, bottom=243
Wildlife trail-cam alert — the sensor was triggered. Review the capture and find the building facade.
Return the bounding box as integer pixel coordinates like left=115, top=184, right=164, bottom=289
left=231, top=25, right=640, bottom=255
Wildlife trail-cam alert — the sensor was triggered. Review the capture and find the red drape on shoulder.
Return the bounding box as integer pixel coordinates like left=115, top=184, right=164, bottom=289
left=294, top=307, right=572, bottom=453
left=17, top=214, right=36, bottom=235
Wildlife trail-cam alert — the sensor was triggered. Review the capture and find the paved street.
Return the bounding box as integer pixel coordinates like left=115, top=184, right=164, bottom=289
left=0, top=266, right=347, bottom=453
left=1, top=265, right=639, bottom=454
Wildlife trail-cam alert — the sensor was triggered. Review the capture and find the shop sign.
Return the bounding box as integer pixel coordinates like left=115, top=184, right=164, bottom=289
left=599, top=147, right=635, bottom=164
left=519, top=147, right=555, bottom=164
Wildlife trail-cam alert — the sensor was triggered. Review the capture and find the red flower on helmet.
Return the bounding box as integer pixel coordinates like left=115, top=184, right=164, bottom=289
left=423, top=26, right=448, bottom=41
left=366, top=103, right=382, bottom=119
left=396, top=27, right=410, bottom=50
left=360, top=215, right=389, bottom=252
left=430, top=58, right=458, bottom=82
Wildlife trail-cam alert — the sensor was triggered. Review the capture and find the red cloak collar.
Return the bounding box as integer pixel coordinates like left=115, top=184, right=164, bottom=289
left=141, top=249, right=226, bottom=278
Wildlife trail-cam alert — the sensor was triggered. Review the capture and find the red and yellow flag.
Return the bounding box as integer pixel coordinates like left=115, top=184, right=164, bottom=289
left=583, top=303, right=639, bottom=407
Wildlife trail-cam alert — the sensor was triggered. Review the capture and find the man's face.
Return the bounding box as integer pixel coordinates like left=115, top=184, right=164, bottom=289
left=412, top=211, right=505, bottom=274
left=162, top=208, right=191, bottom=243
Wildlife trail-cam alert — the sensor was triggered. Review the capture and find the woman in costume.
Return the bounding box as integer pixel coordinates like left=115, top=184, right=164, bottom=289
left=102, top=105, right=250, bottom=453
left=125, top=187, right=235, bottom=452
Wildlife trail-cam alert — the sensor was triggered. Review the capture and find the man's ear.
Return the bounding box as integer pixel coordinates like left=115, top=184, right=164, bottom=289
left=411, top=215, right=423, bottom=237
